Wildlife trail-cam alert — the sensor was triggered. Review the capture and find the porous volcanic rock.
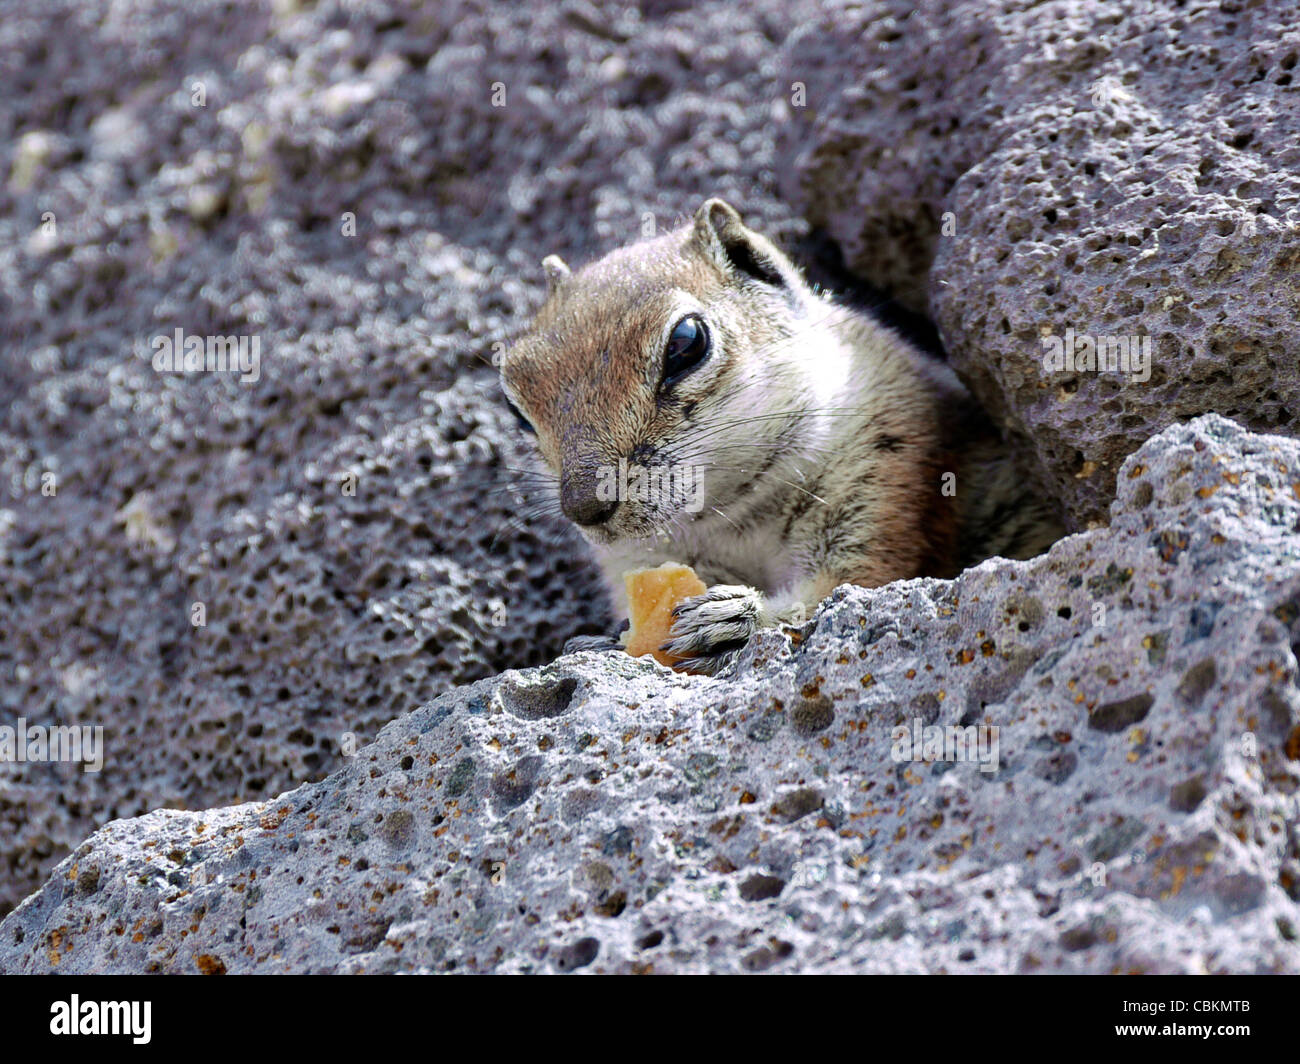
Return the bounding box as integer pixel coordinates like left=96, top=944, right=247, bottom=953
left=2, top=415, right=1297, bottom=974
left=777, top=0, right=1300, bottom=524
left=0, top=0, right=826, bottom=914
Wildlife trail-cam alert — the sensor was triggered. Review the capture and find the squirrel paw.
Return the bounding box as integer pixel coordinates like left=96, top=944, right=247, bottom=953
left=562, top=634, right=623, bottom=655
left=662, top=584, right=764, bottom=675
left=562, top=620, right=629, bottom=655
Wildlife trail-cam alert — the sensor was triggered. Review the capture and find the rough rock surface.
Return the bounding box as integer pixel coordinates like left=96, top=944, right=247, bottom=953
left=0, top=0, right=826, bottom=914
left=777, top=0, right=1300, bottom=525
left=3, top=415, right=1297, bottom=974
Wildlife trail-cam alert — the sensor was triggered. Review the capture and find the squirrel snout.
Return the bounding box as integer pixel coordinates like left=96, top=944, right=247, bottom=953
left=561, top=471, right=618, bottom=528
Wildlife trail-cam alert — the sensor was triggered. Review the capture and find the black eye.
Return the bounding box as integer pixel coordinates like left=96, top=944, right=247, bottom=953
left=505, top=396, right=535, bottom=434
left=662, top=315, right=710, bottom=390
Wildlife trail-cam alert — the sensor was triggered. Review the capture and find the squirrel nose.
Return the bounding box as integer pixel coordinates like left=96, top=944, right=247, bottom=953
left=561, top=474, right=618, bottom=527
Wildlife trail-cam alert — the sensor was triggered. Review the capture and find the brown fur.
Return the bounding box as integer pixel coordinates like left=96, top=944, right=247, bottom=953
left=502, top=198, right=1063, bottom=643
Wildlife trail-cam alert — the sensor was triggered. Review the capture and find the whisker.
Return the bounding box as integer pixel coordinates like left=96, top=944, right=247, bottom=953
left=709, top=505, right=742, bottom=532
left=692, top=462, right=830, bottom=505
left=668, top=406, right=880, bottom=455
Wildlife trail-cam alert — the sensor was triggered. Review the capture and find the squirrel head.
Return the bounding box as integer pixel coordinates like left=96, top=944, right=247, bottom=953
left=501, top=198, right=828, bottom=544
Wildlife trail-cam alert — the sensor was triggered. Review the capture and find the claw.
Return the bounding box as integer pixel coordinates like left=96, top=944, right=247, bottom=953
left=660, top=584, right=764, bottom=670
left=563, top=633, right=623, bottom=655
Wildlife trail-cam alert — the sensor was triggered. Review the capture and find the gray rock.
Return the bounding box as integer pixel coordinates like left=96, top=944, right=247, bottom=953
left=3, top=415, right=1297, bottom=973
left=777, top=0, right=1300, bottom=524
left=0, top=0, right=825, bottom=914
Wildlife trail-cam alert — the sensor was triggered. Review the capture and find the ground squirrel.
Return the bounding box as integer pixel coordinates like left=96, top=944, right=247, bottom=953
left=500, top=198, right=1063, bottom=673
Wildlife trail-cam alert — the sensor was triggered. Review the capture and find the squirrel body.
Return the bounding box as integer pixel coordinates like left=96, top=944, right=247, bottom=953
left=502, top=199, right=1062, bottom=671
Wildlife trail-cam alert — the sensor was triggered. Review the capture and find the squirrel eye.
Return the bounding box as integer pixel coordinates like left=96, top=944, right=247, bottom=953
left=662, top=315, right=710, bottom=389
left=505, top=396, right=535, bottom=434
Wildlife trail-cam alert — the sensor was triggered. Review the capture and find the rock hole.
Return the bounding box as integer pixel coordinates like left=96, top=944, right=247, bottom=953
left=1087, top=693, right=1154, bottom=733
left=499, top=674, right=578, bottom=719
left=738, top=874, right=786, bottom=901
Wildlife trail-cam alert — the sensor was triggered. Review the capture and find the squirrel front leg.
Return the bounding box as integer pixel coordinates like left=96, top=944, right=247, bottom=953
left=661, top=574, right=833, bottom=675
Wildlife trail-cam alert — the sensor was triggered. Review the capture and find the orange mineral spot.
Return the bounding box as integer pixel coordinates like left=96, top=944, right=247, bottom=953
left=623, top=562, right=707, bottom=668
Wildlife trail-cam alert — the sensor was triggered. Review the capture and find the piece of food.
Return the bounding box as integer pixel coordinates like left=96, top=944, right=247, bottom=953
left=623, top=562, right=707, bottom=667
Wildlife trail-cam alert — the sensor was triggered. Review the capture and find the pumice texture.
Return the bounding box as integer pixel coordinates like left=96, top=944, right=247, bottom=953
left=2, top=417, right=1297, bottom=975
left=777, top=0, right=1300, bottom=525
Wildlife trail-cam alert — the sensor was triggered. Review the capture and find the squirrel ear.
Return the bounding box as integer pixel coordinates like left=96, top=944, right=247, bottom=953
left=691, top=198, right=792, bottom=289
left=693, top=197, right=745, bottom=238
left=541, top=254, right=571, bottom=294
